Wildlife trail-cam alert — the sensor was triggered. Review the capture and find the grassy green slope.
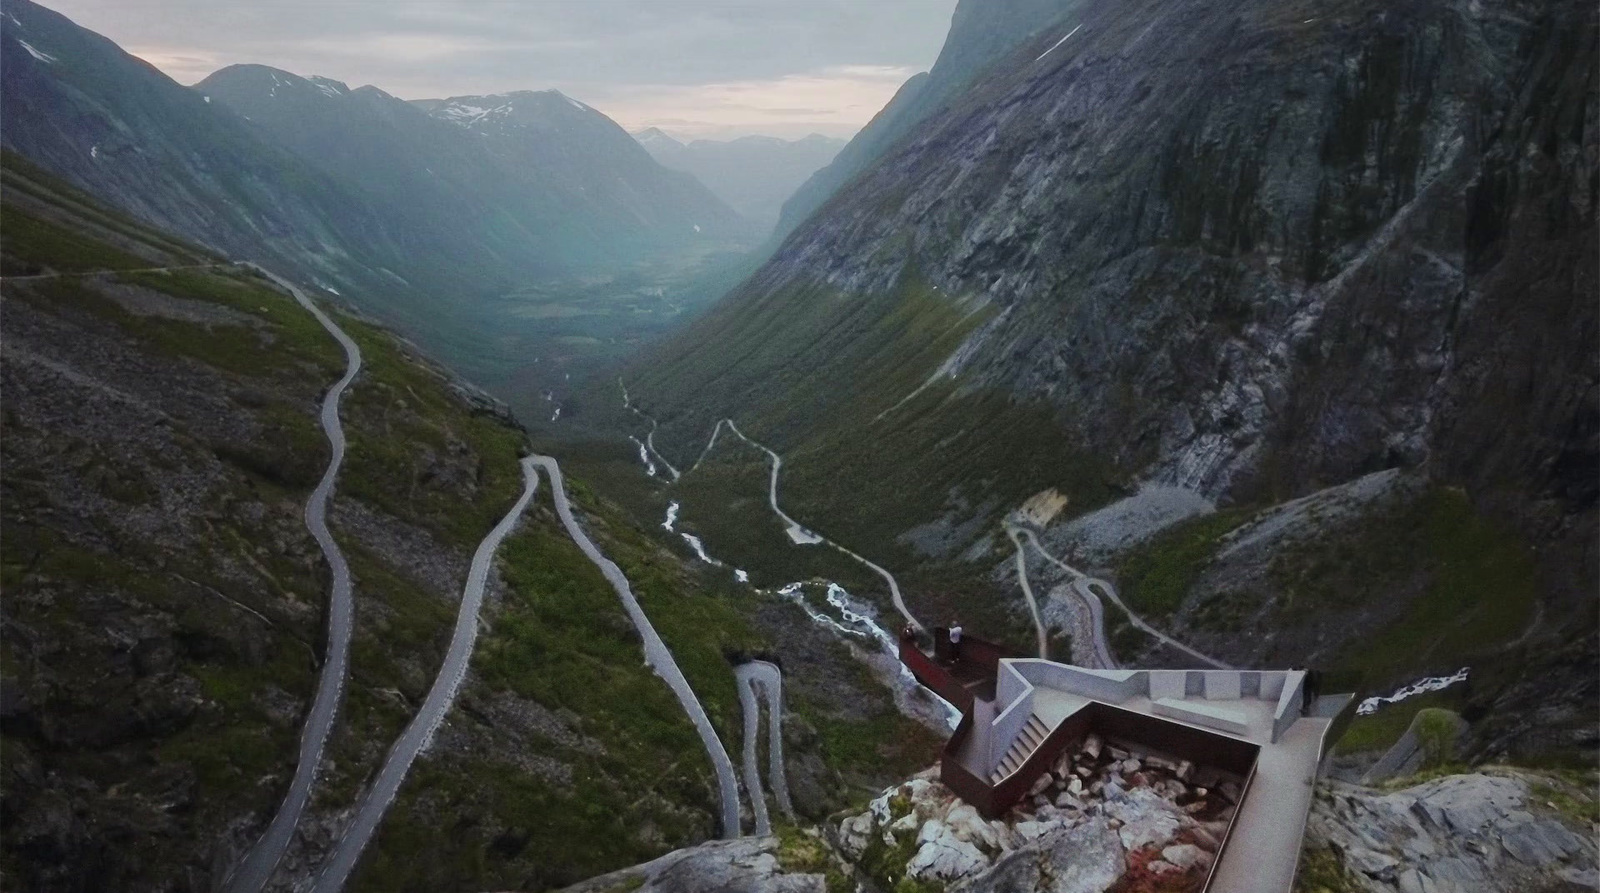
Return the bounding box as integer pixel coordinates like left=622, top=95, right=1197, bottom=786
left=1, top=175, right=944, bottom=891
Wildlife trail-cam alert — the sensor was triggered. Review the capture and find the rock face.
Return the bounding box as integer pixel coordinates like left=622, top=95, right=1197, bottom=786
left=555, top=836, right=825, bottom=893
left=1305, top=772, right=1599, bottom=893
left=635, top=0, right=1596, bottom=611
left=834, top=759, right=1224, bottom=892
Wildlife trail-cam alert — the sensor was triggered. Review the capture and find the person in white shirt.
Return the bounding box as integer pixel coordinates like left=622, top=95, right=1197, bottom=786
left=948, top=620, right=963, bottom=659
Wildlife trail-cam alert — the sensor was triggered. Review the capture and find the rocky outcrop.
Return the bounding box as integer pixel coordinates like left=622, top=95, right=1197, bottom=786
left=552, top=836, right=825, bottom=893
left=1305, top=771, right=1599, bottom=893
left=834, top=755, right=1230, bottom=892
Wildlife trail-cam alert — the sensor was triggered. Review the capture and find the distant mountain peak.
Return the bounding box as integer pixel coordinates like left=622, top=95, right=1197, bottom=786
left=633, top=127, right=685, bottom=150
left=199, top=64, right=354, bottom=103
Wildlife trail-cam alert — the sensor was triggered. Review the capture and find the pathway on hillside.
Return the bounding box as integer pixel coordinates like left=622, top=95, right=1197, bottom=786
left=225, top=268, right=363, bottom=893
left=691, top=418, right=925, bottom=633
left=1005, top=525, right=1051, bottom=659
left=0, top=261, right=237, bottom=281
left=1013, top=527, right=1231, bottom=670
left=531, top=454, right=743, bottom=837
left=620, top=380, right=680, bottom=480
left=309, top=457, right=542, bottom=893
left=733, top=660, right=793, bottom=836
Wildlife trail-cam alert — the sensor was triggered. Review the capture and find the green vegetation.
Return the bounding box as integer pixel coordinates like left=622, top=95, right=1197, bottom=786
left=1293, top=845, right=1365, bottom=893
left=356, top=490, right=768, bottom=891
left=1413, top=708, right=1459, bottom=769
left=632, top=271, right=1121, bottom=582
left=1270, top=486, right=1539, bottom=685
left=775, top=823, right=854, bottom=891
left=1333, top=488, right=1537, bottom=680
left=1531, top=770, right=1600, bottom=826
left=337, top=316, right=529, bottom=549
left=1107, top=612, right=1156, bottom=663
left=1116, top=509, right=1255, bottom=618
left=1335, top=691, right=1462, bottom=755
left=0, top=201, right=154, bottom=273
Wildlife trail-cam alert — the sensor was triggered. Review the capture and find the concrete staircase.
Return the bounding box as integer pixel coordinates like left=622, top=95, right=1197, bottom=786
left=989, top=713, right=1049, bottom=784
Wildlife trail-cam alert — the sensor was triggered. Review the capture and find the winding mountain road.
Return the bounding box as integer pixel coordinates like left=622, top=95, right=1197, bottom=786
left=619, top=380, right=680, bottom=480
left=1013, top=527, right=1230, bottom=670
left=1005, top=526, right=1051, bottom=659
left=733, top=660, right=792, bottom=835
left=0, top=261, right=237, bottom=282
left=225, top=269, right=362, bottom=893
left=309, top=457, right=542, bottom=893
left=712, top=420, right=924, bottom=633
left=531, top=454, right=742, bottom=837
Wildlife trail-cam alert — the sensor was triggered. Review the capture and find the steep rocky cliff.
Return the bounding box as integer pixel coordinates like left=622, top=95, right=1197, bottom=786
left=774, top=0, right=1084, bottom=241
left=630, top=0, right=1595, bottom=631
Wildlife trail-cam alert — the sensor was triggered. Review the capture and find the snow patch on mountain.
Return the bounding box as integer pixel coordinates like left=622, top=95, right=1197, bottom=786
left=18, top=39, right=55, bottom=63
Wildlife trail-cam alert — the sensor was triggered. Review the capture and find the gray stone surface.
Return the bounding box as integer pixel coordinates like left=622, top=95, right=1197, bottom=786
left=1305, top=772, right=1598, bottom=893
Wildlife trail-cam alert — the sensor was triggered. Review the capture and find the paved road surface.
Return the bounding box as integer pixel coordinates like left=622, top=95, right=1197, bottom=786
left=225, top=269, right=363, bottom=893
left=1014, top=527, right=1230, bottom=670
left=532, top=455, right=742, bottom=837
left=0, top=261, right=236, bottom=281
left=712, top=420, right=925, bottom=633
left=619, top=380, right=680, bottom=480
left=1005, top=526, right=1051, bottom=659
left=309, top=457, right=541, bottom=893
left=733, top=660, right=793, bottom=835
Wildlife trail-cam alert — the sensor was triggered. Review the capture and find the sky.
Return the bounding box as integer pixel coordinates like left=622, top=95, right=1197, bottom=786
left=43, top=0, right=959, bottom=140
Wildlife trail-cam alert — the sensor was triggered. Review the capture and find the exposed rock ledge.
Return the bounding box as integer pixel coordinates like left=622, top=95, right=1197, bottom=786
left=1305, top=771, right=1597, bottom=893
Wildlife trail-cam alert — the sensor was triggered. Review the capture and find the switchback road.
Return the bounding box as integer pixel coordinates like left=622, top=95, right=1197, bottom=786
left=309, top=458, right=541, bottom=892
left=225, top=268, right=362, bottom=893
left=532, top=455, right=742, bottom=837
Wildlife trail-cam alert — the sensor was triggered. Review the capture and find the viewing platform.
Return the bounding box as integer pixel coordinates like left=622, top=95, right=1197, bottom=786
left=899, top=628, right=1356, bottom=893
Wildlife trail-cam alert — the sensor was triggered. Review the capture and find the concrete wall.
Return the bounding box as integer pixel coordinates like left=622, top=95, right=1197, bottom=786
left=1204, top=671, right=1243, bottom=700
left=988, top=685, right=1036, bottom=776
left=1272, top=671, right=1307, bottom=743
left=1149, top=670, right=1188, bottom=701
left=1013, top=660, right=1146, bottom=703
left=1259, top=671, right=1288, bottom=701
left=996, top=661, right=1031, bottom=714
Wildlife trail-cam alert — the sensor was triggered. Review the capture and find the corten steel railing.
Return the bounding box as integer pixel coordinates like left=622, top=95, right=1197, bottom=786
left=937, top=713, right=997, bottom=813
left=899, top=630, right=976, bottom=713
left=931, top=627, right=1010, bottom=673
left=1201, top=752, right=1262, bottom=892
left=975, top=701, right=1261, bottom=818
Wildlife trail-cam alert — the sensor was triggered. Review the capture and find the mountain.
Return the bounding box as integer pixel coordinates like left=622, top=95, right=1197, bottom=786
left=0, top=0, right=416, bottom=302
left=633, top=129, right=846, bottom=234
left=409, top=90, right=745, bottom=245
left=621, top=0, right=1597, bottom=738
left=772, top=0, right=1082, bottom=241
left=1, top=0, right=752, bottom=400
left=633, top=126, right=685, bottom=154
left=0, top=152, right=932, bottom=891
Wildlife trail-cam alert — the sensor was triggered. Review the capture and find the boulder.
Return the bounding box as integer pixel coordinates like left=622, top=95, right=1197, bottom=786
left=1105, top=788, right=1183, bottom=851
left=945, top=804, right=999, bottom=850
left=838, top=813, right=875, bottom=857
left=1161, top=844, right=1214, bottom=871
left=906, top=820, right=989, bottom=882
left=1500, top=819, right=1584, bottom=866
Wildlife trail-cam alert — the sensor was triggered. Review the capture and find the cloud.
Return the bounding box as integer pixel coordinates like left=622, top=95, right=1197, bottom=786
left=49, top=0, right=957, bottom=138
left=592, top=65, right=920, bottom=140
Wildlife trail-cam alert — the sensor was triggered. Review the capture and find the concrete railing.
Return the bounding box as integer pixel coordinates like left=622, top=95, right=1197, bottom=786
left=987, top=674, right=1036, bottom=777
left=1271, top=670, right=1307, bottom=743
left=1011, top=660, right=1146, bottom=704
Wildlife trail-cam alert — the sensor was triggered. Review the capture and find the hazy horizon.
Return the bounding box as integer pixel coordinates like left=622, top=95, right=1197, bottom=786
left=39, top=0, right=958, bottom=140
